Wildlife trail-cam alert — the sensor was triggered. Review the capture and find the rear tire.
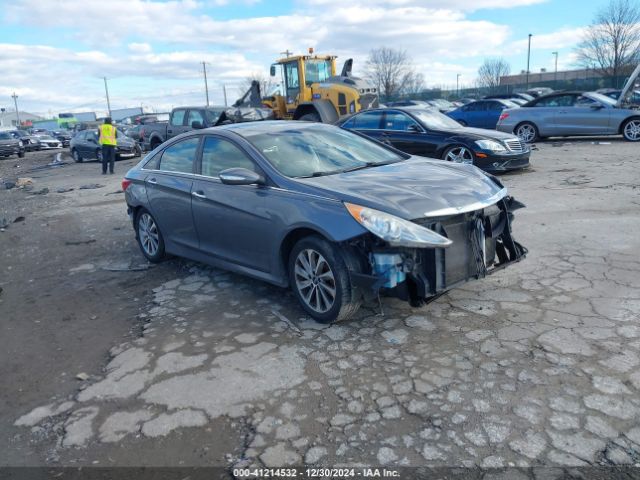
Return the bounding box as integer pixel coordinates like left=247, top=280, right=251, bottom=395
left=621, top=118, right=640, bottom=142
left=299, top=112, right=321, bottom=122
left=515, top=122, right=539, bottom=143
left=135, top=209, right=165, bottom=263
left=288, top=235, right=361, bottom=323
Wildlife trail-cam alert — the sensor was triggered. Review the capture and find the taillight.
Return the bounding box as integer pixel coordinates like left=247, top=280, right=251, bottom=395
left=121, top=179, right=132, bottom=191
left=499, top=113, right=509, bottom=122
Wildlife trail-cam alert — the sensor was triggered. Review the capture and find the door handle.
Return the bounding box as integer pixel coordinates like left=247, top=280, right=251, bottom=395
left=147, top=177, right=157, bottom=185
left=192, top=191, right=206, bottom=199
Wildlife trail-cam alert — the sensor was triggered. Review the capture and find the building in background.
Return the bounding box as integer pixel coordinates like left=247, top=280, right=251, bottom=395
left=0, top=109, right=43, bottom=128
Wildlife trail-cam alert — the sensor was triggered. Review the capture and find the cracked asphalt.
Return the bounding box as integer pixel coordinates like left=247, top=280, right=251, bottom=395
left=1, top=138, right=639, bottom=473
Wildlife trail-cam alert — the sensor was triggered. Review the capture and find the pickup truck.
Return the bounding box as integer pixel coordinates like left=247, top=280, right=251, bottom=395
left=141, top=105, right=274, bottom=151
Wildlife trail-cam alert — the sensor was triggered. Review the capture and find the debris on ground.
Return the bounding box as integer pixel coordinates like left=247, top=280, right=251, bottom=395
left=0, top=218, right=8, bottom=229
left=13, top=216, right=25, bottom=223
left=31, top=187, right=49, bottom=195
left=79, top=184, right=105, bottom=190
left=3, top=181, right=16, bottom=190
left=75, top=373, right=89, bottom=381
left=15, top=178, right=34, bottom=188
left=102, top=262, right=153, bottom=272
left=65, top=239, right=96, bottom=246
left=105, top=190, right=124, bottom=196
left=56, top=187, right=75, bottom=193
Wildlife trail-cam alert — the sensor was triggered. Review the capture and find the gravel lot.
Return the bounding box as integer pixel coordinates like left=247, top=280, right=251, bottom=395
left=1, top=138, right=639, bottom=473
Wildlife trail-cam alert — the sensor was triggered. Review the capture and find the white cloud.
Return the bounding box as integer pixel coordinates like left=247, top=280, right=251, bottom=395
left=1, top=0, right=585, bottom=113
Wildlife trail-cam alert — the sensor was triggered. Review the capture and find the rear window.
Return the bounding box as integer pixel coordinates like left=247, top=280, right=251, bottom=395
left=159, top=137, right=200, bottom=174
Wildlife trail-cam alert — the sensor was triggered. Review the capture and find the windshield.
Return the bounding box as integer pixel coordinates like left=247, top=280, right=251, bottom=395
left=411, top=109, right=465, bottom=130
left=246, top=125, right=405, bottom=178
left=304, top=59, right=332, bottom=85
left=0, top=132, right=12, bottom=140
left=587, top=93, right=617, bottom=106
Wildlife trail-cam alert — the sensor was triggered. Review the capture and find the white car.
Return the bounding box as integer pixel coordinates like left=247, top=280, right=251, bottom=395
left=34, top=134, right=62, bottom=149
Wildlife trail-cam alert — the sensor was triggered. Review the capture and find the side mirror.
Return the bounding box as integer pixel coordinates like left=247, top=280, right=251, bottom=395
left=219, top=168, right=264, bottom=186
left=191, top=121, right=203, bottom=129
left=270, top=65, right=276, bottom=77
left=407, top=124, right=423, bottom=133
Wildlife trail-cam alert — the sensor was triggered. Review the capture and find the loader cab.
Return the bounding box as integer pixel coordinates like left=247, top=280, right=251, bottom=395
left=269, top=55, right=337, bottom=114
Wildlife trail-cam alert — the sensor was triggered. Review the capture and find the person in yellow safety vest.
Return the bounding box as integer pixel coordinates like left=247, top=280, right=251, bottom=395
left=98, top=117, right=117, bottom=175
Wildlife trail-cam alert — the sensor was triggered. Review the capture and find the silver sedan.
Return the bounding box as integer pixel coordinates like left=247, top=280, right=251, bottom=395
left=497, top=65, right=640, bottom=142
left=496, top=92, right=640, bottom=142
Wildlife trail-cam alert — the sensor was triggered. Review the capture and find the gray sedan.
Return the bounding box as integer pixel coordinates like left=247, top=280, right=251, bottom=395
left=496, top=91, right=640, bottom=142
left=123, top=122, right=526, bottom=323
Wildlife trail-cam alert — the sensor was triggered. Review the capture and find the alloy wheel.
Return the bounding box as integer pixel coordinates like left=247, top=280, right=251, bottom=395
left=445, top=146, right=473, bottom=164
left=294, top=249, right=336, bottom=314
left=623, top=120, right=640, bottom=141
left=516, top=124, right=536, bottom=143
left=138, top=213, right=160, bottom=257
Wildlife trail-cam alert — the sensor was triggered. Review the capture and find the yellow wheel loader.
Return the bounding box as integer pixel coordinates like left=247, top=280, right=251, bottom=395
left=236, top=50, right=379, bottom=123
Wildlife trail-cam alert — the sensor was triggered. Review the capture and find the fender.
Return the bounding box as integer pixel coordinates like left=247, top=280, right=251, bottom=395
left=294, top=100, right=339, bottom=123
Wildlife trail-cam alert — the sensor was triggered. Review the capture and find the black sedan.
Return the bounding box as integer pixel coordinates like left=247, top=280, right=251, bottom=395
left=0, top=132, right=26, bottom=158
left=7, top=130, right=41, bottom=151
left=337, top=107, right=530, bottom=173
left=70, top=129, right=141, bottom=163
left=51, top=130, right=73, bottom=147
left=123, top=122, right=526, bottom=323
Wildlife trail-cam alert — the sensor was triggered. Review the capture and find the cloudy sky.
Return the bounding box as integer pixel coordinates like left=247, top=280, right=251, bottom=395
left=0, top=0, right=602, bottom=117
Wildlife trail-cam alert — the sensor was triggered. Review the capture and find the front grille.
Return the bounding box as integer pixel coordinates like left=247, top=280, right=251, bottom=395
left=504, top=138, right=525, bottom=153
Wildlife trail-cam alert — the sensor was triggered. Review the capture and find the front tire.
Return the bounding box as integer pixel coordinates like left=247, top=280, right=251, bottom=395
left=72, top=149, right=83, bottom=163
left=442, top=145, right=474, bottom=164
left=515, top=122, right=539, bottom=143
left=288, top=236, right=360, bottom=323
left=135, top=209, right=165, bottom=263
left=621, top=118, right=640, bottom=142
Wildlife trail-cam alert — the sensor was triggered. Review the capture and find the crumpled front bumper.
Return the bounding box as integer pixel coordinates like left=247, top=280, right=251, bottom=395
left=349, top=196, right=527, bottom=306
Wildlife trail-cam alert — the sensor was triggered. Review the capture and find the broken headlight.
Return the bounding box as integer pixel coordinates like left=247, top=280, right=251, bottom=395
left=345, top=203, right=452, bottom=248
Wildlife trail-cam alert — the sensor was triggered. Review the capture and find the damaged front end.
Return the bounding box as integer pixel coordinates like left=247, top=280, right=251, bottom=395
left=346, top=193, right=527, bottom=307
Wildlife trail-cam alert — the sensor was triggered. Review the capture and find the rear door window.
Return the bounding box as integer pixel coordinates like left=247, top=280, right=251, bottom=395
left=353, top=111, right=383, bottom=129
left=159, top=137, right=200, bottom=174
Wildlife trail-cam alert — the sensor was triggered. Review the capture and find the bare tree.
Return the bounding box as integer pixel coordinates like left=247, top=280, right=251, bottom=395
left=575, top=0, right=640, bottom=87
left=402, top=72, right=426, bottom=96
left=476, top=58, right=511, bottom=93
left=366, top=47, right=417, bottom=99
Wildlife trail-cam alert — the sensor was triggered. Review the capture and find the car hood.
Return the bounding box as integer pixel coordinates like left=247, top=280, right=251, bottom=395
left=0, top=139, right=19, bottom=146
left=297, top=157, right=506, bottom=220
left=447, top=127, right=517, bottom=141
left=617, top=63, right=640, bottom=107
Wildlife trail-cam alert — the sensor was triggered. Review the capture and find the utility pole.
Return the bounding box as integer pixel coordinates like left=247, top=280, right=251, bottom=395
left=223, top=84, right=228, bottom=107
left=456, top=74, right=461, bottom=97
left=11, top=93, right=20, bottom=127
left=280, top=49, right=293, bottom=58
left=525, top=34, right=532, bottom=90
left=202, top=61, right=210, bottom=106
left=552, top=51, right=558, bottom=88
left=103, top=77, right=112, bottom=117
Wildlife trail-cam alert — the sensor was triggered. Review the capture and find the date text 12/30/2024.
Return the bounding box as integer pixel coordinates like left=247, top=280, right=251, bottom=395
left=233, top=468, right=401, bottom=478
